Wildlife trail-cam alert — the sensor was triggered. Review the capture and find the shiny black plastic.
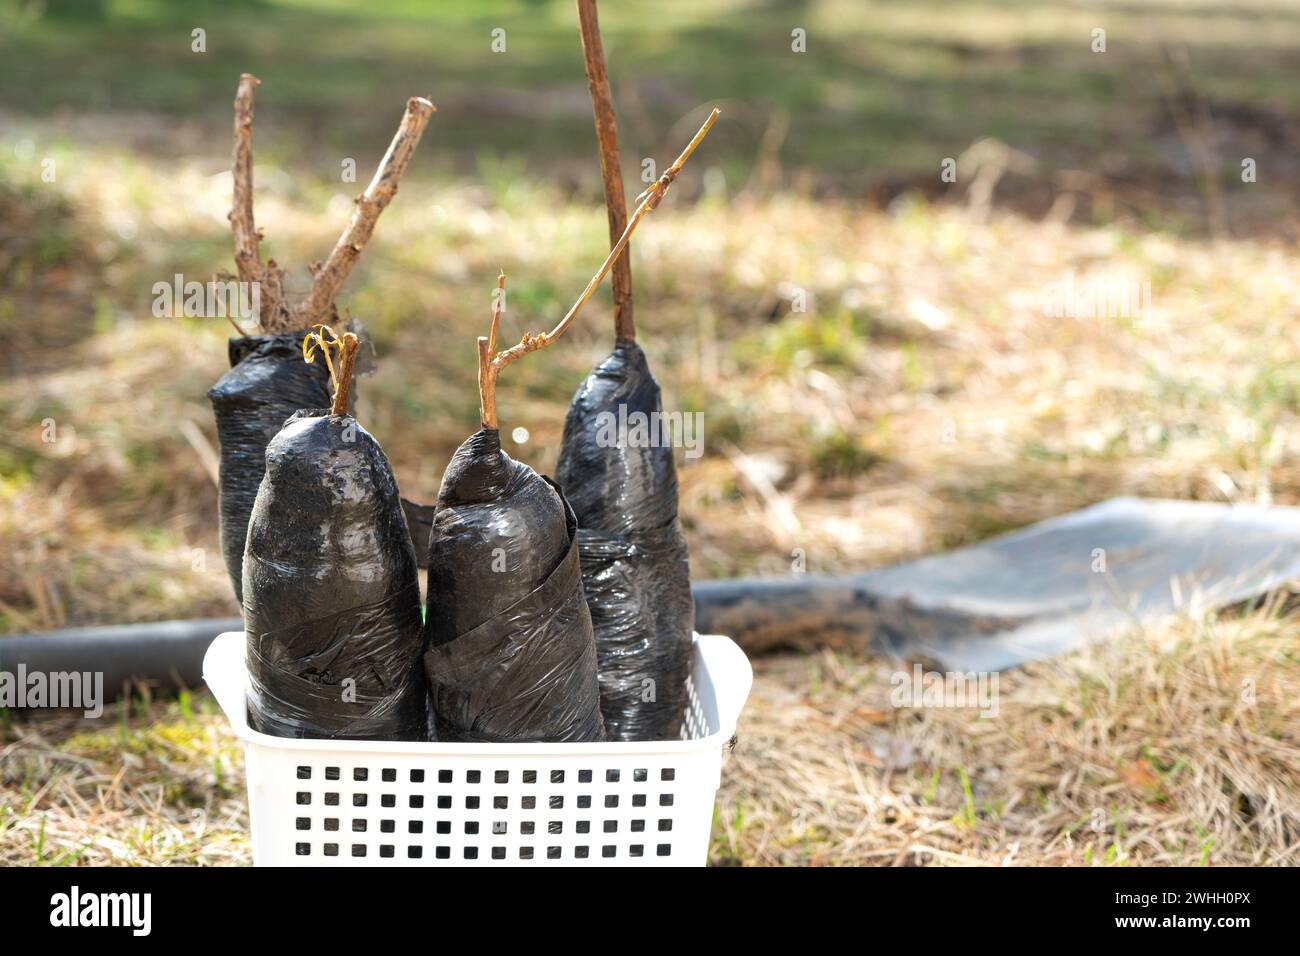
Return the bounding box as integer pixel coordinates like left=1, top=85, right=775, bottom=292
left=208, top=334, right=333, bottom=605
left=556, top=341, right=694, bottom=741
left=243, top=409, right=427, bottom=740
left=422, top=428, right=605, bottom=742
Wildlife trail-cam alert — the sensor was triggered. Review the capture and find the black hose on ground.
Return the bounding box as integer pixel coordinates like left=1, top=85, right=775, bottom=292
left=0, top=575, right=957, bottom=706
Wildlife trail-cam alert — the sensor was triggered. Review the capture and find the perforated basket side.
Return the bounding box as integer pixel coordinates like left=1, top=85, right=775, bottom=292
left=204, top=631, right=752, bottom=866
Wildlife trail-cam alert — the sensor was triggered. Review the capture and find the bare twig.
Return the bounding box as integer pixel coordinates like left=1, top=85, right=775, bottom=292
left=229, top=73, right=290, bottom=333
left=302, top=324, right=360, bottom=417
left=296, top=97, right=436, bottom=325
left=226, top=77, right=434, bottom=337
left=230, top=74, right=260, bottom=285
left=576, top=0, right=635, bottom=342
left=477, top=109, right=719, bottom=428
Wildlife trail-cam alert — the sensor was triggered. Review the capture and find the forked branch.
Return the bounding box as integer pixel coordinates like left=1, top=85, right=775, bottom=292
left=227, top=76, right=435, bottom=336
left=476, top=109, right=720, bottom=429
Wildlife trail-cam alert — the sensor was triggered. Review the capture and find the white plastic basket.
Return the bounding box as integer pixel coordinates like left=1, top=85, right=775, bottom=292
left=204, top=631, right=752, bottom=866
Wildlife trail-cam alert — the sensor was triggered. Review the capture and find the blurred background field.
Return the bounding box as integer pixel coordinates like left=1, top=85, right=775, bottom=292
left=1, top=0, right=1298, bottom=866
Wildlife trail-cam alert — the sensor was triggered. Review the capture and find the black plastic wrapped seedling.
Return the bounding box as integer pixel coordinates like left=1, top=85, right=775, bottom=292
left=556, top=340, right=694, bottom=741
left=209, top=334, right=333, bottom=605
left=420, top=111, right=715, bottom=742
left=208, top=73, right=434, bottom=603
left=244, top=328, right=427, bottom=740
left=558, top=18, right=717, bottom=741
left=423, top=426, right=604, bottom=742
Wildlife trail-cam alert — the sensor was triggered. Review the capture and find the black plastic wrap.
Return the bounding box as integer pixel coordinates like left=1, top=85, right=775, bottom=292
left=208, top=334, right=333, bottom=605
left=243, top=409, right=427, bottom=740
left=555, top=340, right=694, bottom=741
left=422, top=428, right=605, bottom=743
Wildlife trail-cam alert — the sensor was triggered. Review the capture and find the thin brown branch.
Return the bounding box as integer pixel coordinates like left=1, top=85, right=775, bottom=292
left=230, top=74, right=261, bottom=286
left=302, top=324, right=360, bottom=417
left=480, top=110, right=719, bottom=426
left=576, top=0, right=635, bottom=342
left=479, top=272, right=507, bottom=428
left=296, top=96, right=436, bottom=326
left=228, top=73, right=291, bottom=334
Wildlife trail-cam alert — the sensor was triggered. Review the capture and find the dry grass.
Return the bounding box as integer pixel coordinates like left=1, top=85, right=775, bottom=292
left=716, top=600, right=1300, bottom=866
left=3, top=603, right=1296, bottom=866
left=2, top=113, right=1299, bottom=865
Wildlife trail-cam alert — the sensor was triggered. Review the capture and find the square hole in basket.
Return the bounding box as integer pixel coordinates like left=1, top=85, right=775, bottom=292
left=435, top=847, right=450, bottom=860
left=325, top=767, right=340, bottom=781
left=631, top=820, right=645, bottom=832
left=410, top=795, right=425, bottom=809
left=660, top=794, right=674, bottom=807
left=353, top=768, right=368, bottom=782
left=632, top=794, right=646, bottom=807
left=436, top=796, right=450, bottom=810
left=630, top=845, right=644, bottom=857
left=465, top=822, right=479, bottom=835
left=494, top=797, right=507, bottom=810
left=381, top=795, right=395, bottom=808
left=548, top=821, right=563, bottom=835
left=492, top=847, right=506, bottom=860
left=520, top=847, right=534, bottom=860
left=575, top=846, right=590, bottom=859
left=551, top=770, right=565, bottom=784
left=352, top=794, right=367, bottom=808
left=603, top=821, right=617, bottom=833
left=324, top=793, right=339, bottom=807
left=576, top=821, right=590, bottom=834
left=351, top=845, right=366, bottom=858
left=633, top=768, right=648, bottom=782
left=606, top=769, right=620, bottom=783
left=604, top=795, right=619, bottom=808
left=467, top=770, right=481, bottom=784
left=296, top=843, right=309, bottom=856
left=602, top=845, right=616, bottom=858
left=408, top=821, right=422, bottom=834
left=661, top=768, right=675, bottom=781
left=522, top=796, right=536, bottom=810
left=296, top=817, right=310, bottom=831
left=408, top=847, right=422, bottom=859
left=465, top=847, right=479, bottom=860
left=381, top=768, right=396, bottom=783
left=578, top=769, right=593, bottom=783
left=410, top=769, right=425, bottom=784
left=522, top=770, right=537, bottom=784
left=521, top=822, right=535, bottom=835
left=657, top=844, right=671, bottom=857
left=577, top=795, right=591, bottom=809
left=352, top=819, right=367, bottom=833
left=296, top=766, right=311, bottom=780
left=380, top=820, right=395, bottom=834
left=466, top=796, right=481, bottom=810
left=436, top=822, right=450, bottom=835
left=495, top=771, right=509, bottom=784
left=296, top=792, right=311, bottom=806
left=380, top=845, right=394, bottom=858
left=325, top=818, right=340, bottom=832
left=438, top=770, right=452, bottom=784
left=324, top=844, right=339, bottom=857
left=549, top=796, right=563, bottom=810
left=547, top=846, right=561, bottom=860
left=659, top=819, right=673, bottom=832
left=492, top=822, right=507, bottom=835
